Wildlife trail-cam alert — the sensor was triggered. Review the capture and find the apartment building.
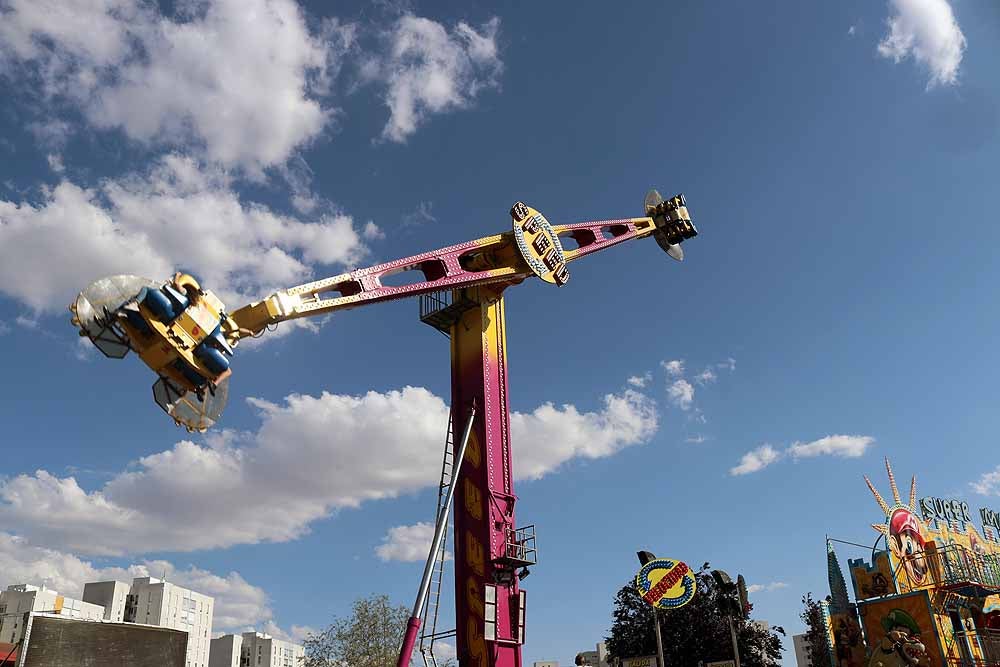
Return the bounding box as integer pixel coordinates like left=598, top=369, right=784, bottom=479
left=210, top=632, right=304, bottom=667
left=82, top=580, right=131, bottom=622
left=124, top=577, right=214, bottom=667
left=0, top=584, right=104, bottom=646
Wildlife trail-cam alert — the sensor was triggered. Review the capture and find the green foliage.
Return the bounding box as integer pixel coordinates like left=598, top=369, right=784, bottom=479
left=800, top=594, right=833, bottom=667
left=605, top=566, right=782, bottom=667
left=301, top=594, right=456, bottom=667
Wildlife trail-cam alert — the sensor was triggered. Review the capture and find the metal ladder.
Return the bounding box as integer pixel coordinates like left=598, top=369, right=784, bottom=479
left=419, top=414, right=458, bottom=667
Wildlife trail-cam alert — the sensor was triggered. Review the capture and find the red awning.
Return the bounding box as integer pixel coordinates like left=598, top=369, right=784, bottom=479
left=0, top=642, right=18, bottom=665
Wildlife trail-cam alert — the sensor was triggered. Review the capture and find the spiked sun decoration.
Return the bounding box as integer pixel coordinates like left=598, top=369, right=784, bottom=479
left=865, top=458, right=929, bottom=588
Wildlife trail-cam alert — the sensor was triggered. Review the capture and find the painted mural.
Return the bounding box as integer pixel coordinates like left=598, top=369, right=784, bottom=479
left=858, top=459, right=1000, bottom=600
left=859, top=593, right=937, bottom=667
left=831, top=611, right=867, bottom=667
left=823, top=459, right=1000, bottom=667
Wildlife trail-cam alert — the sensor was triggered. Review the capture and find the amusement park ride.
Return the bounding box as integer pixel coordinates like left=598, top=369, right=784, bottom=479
left=70, top=191, right=697, bottom=667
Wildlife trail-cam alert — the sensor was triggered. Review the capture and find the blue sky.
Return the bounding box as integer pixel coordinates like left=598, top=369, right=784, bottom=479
left=1, top=0, right=999, bottom=663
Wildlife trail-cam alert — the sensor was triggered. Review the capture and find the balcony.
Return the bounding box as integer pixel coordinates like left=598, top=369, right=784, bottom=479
left=905, top=543, right=1000, bottom=598
left=498, top=525, right=536, bottom=568
left=418, top=290, right=479, bottom=335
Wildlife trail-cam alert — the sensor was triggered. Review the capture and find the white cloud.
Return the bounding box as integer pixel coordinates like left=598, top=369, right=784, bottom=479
left=402, top=201, right=437, bottom=227
left=788, top=435, right=874, bottom=459
left=747, top=581, right=788, bottom=594
left=661, top=359, right=684, bottom=377
left=364, top=15, right=502, bottom=142
left=73, top=336, right=95, bottom=362
left=694, top=368, right=717, bottom=385
left=376, top=522, right=451, bottom=562
left=971, top=468, right=1000, bottom=496
left=0, top=532, right=279, bottom=634
left=667, top=379, right=695, bottom=411
left=731, top=435, right=875, bottom=475
left=730, top=445, right=783, bottom=476
left=877, top=0, right=966, bottom=88
left=627, top=372, right=652, bottom=388
left=0, top=385, right=655, bottom=555
left=848, top=25, right=857, bottom=37
left=685, top=435, right=707, bottom=445
left=0, top=320, right=9, bottom=335
left=46, top=154, right=65, bottom=174
left=511, top=389, right=658, bottom=481
left=258, top=621, right=318, bottom=644
left=0, top=155, right=371, bottom=314
left=434, top=641, right=457, bottom=661
left=660, top=357, right=734, bottom=411
left=363, top=220, right=386, bottom=240
left=0, top=0, right=352, bottom=172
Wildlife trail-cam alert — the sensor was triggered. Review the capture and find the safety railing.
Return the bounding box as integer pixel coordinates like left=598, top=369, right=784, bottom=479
left=502, top=525, right=537, bottom=567
left=897, top=544, right=1000, bottom=595
left=978, top=629, right=1000, bottom=666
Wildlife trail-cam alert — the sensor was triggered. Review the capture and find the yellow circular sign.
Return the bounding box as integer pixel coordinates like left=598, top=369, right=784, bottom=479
left=635, top=558, right=697, bottom=610
left=510, top=201, right=569, bottom=285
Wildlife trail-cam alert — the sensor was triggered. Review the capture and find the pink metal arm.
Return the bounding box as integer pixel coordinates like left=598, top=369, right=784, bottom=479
left=228, top=216, right=657, bottom=340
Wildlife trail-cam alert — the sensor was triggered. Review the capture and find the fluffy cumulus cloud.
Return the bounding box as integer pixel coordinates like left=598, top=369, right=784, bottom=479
left=694, top=368, right=717, bottom=385
left=0, top=0, right=351, bottom=172
left=667, top=379, right=695, bottom=411
left=0, top=385, right=656, bottom=555
left=511, top=389, right=658, bottom=481
left=362, top=14, right=502, bottom=142
left=0, top=532, right=279, bottom=634
left=747, top=581, right=788, bottom=594
left=878, top=0, right=966, bottom=88
left=730, top=445, right=783, bottom=476
left=971, top=468, right=1000, bottom=496
left=0, top=155, right=373, bottom=313
left=375, top=522, right=451, bottom=562
left=730, top=435, right=875, bottom=476
left=660, top=360, right=695, bottom=410
left=788, top=434, right=874, bottom=459
left=659, top=357, right=735, bottom=413
left=661, top=360, right=684, bottom=377
left=627, top=372, right=652, bottom=389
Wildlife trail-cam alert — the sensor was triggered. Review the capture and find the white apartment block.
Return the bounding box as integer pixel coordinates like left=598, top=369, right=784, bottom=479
left=209, top=633, right=243, bottom=667
left=82, top=580, right=130, bottom=622
left=575, top=642, right=610, bottom=667
left=0, top=584, right=104, bottom=646
left=124, top=577, right=215, bottom=667
left=209, top=631, right=304, bottom=667
left=793, top=633, right=814, bottom=667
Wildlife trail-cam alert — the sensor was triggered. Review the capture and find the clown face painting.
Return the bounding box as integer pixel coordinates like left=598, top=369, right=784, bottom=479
left=866, top=459, right=929, bottom=589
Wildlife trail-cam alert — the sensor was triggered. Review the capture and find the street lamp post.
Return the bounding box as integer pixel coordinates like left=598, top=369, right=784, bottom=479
left=712, top=570, right=745, bottom=667
left=637, top=551, right=667, bottom=667
left=726, top=615, right=742, bottom=667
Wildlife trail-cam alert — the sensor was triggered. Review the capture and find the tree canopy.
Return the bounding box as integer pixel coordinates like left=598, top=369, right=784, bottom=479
left=605, top=566, right=782, bottom=667
left=301, top=594, right=455, bottom=667
left=800, top=593, right=833, bottom=667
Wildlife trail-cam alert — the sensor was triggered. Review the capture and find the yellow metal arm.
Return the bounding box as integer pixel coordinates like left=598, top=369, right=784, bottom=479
left=226, top=195, right=694, bottom=344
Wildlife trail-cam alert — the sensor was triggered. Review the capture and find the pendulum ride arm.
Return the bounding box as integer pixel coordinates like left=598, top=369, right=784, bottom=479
left=223, top=194, right=694, bottom=344
left=222, top=192, right=695, bottom=667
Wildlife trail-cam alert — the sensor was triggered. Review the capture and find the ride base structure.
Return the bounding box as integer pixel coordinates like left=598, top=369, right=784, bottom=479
left=70, top=192, right=697, bottom=667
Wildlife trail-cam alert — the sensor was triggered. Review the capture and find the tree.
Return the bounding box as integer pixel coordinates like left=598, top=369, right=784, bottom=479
left=800, top=594, right=833, bottom=667
left=606, top=565, right=782, bottom=667
left=301, top=594, right=456, bottom=667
